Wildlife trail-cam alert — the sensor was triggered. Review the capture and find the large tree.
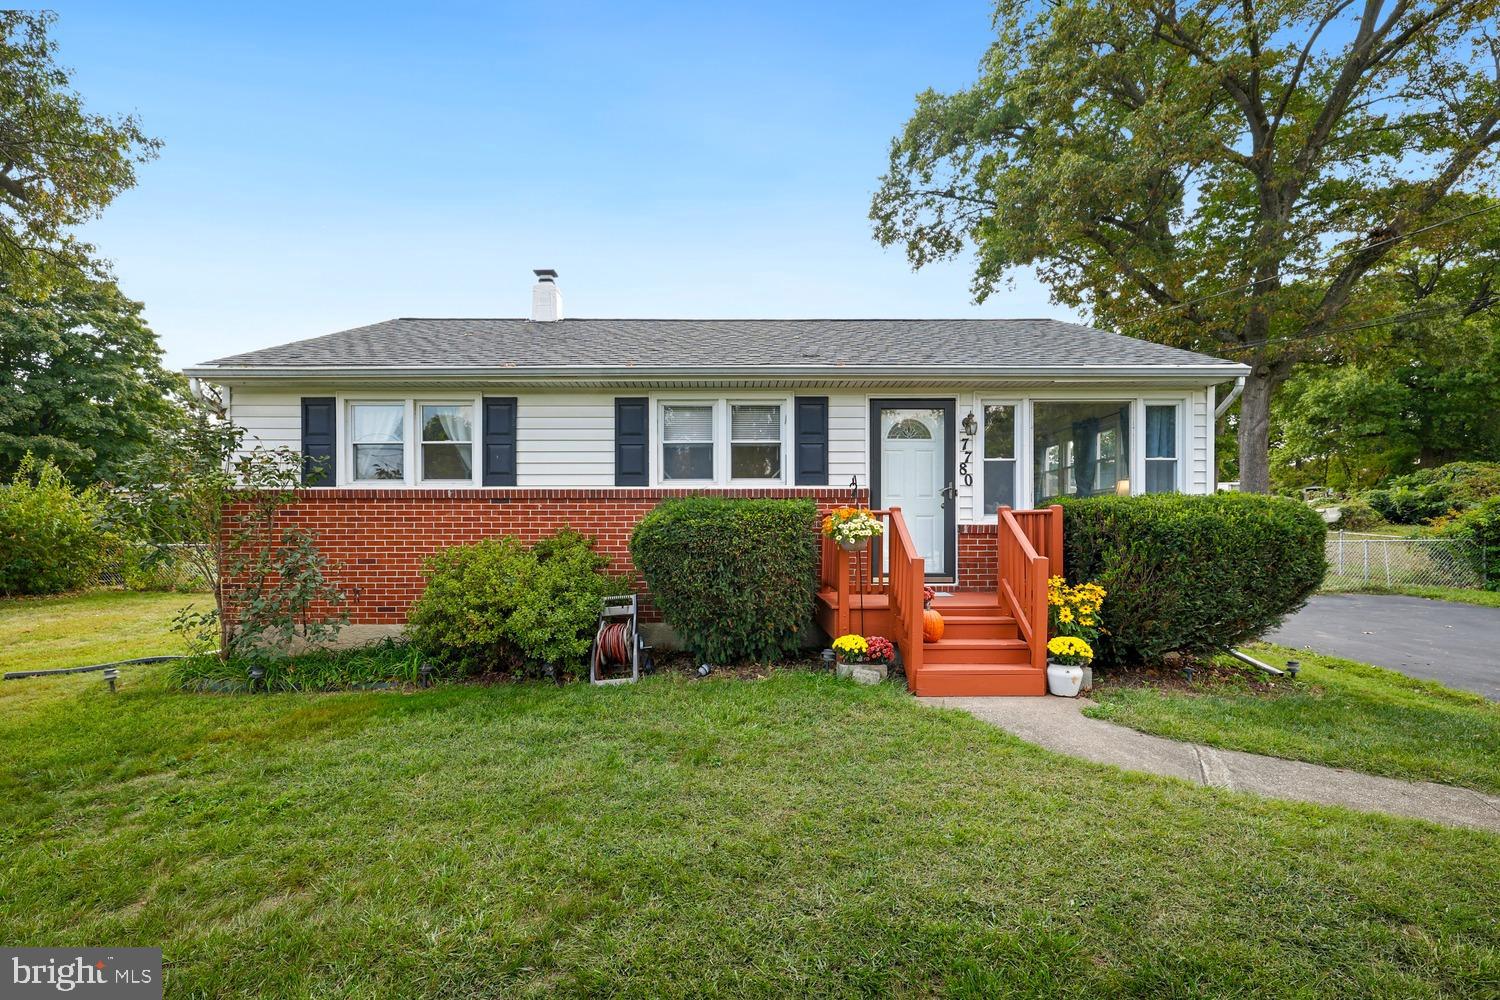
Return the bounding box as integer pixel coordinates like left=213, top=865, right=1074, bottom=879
left=0, top=10, right=159, bottom=294
left=1270, top=199, right=1500, bottom=487
left=0, top=279, right=184, bottom=484
left=872, top=0, right=1500, bottom=492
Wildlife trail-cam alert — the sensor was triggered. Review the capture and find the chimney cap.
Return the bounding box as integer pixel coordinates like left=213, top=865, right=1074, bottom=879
left=533, top=268, right=558, bottom=281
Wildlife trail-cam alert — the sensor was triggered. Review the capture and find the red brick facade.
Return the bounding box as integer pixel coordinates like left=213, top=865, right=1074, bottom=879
left=224, top=487, right=868, bottom=625
left=956, top=523, right=1000, bottom=592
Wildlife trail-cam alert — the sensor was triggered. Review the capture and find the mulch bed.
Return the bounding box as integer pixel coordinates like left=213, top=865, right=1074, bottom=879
left=1093, top=655, right=1291, bottom=696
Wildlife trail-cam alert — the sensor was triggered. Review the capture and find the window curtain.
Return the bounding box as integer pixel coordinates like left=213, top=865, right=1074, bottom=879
left=425, top=405, right=471, bottom=442
left=1146, top=406, right=1176, bottom=458
left=353, top=404, right=403, bottom=442
left=1072, top=418, right=1098, bottom=495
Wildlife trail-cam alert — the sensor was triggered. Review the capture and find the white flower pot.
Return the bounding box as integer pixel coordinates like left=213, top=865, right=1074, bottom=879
left=1047, top=661, right=1084, bottom=697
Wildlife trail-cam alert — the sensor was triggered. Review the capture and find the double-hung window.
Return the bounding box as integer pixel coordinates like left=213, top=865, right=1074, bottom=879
left=351, top=402, right=405, bottom=482
left=981, top=403, right=1017, bottom=515
left=662, top=404, right=715, bottom=481
left=1145, top=404, right=1180, bottom=493
left=420, top=402, right=474, bottom=482
left=729, top=403, right=782, bottom=480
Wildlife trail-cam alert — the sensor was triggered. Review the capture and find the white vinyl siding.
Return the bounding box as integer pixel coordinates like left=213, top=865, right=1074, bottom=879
left=514, top=393, right=615, bottom=487
left=222, top=382, right=1226, bottom=503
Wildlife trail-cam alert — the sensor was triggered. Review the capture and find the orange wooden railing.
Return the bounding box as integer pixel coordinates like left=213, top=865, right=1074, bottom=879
left=818, top=508, right=924, bottom=682
left=885, top=507, right=925, bottom=684
left=996, top=505, right=1063, bottom=671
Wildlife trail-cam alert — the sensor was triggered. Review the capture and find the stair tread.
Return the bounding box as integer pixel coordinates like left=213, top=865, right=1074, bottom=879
left=926, top=637, right=1029, bottom=649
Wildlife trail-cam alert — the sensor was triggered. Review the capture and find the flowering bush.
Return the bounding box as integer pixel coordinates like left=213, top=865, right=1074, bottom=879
left=1048, top=576, right=1105, bottom=650
left=1046, top=635, right=1094, bottom=666
left=865, top=635, right=895, bottom=664
left=832, top=633, right=868, bottom=661
left=822, top=507, right=884, bottom=546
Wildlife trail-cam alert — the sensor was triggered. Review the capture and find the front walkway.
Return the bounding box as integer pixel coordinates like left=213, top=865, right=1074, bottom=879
left=924, top=696, right=1500, bottom=833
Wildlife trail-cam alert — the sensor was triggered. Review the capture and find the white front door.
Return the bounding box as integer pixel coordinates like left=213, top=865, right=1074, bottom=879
left=879, top=406, right=947, bottom=574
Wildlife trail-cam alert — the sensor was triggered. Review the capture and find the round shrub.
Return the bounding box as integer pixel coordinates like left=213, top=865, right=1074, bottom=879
left=1362, top=483, right=1453, bottom=524
left=1057, top=493, right=1327, bottom=664
left=630, top=497, right=818, bottom=663
left=0, top=454, right=112, bottom=595
left=406, top=529, right=626, bottom=678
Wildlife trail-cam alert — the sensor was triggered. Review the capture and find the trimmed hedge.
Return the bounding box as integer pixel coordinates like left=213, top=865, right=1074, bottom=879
left=1058, top=493, right=1327, bottom=664
left=630, top=497, right=818, bottom=663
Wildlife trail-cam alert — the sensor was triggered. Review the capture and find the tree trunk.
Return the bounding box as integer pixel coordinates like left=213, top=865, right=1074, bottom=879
left=1236, top=371, right=1276, bottom=493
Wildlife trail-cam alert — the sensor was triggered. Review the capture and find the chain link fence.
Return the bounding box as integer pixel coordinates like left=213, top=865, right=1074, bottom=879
left=1322, top=532, right=1485, bottom=592
left=76, top=543, right=213, bottom=594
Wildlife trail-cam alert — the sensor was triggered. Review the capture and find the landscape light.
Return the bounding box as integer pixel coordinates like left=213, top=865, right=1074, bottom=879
left=1286, top=660, right=1301, bottom=679
left=248, top=665, right=265, bottom=692
left=420, top=662, right=435, bottom=687
left=821, top=649, right=836, bottom=671
left=103, top=667, right=119, bottom=694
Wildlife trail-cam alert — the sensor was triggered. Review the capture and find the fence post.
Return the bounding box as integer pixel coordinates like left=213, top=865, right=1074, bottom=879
left=1362, top=539, right=1370, bottom=586
left=1382, top=541, right=1391, bottom=587
left=1337, top=532, right=1344, bottom=577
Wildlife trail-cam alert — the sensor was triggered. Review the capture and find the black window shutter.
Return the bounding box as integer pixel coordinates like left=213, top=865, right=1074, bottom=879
left=794, top=396, right=829, bottom=485
left=300, top=397, right=335, bottom=487
left=482, top=397, right=518, bottom=486
left=615, top=397, right=649, bottom=486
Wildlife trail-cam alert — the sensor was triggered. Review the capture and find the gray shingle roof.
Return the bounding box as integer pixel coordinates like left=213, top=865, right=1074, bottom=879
left=190, top=318, right=1243, bottom=372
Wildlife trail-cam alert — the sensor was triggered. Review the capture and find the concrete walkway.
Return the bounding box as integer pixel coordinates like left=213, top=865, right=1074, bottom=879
left=925, top=695, right=1500, bottom=834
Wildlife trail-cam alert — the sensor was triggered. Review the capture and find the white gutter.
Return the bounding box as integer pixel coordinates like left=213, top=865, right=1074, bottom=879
left=1214, top=375, right=1247, bottom=418
left=182, top=362, right=1252, bottom=381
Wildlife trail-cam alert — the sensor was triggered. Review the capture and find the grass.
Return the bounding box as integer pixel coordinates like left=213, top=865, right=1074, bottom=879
left=3, top=595, right=1498, bottom=995
left=1086, top=644, right=1500, bottom=794
left=0, top=590, right=202, bottom=673
left=1, top=672, right=1497, bottom=995
left=1325, top=585, right=1500, bottom=608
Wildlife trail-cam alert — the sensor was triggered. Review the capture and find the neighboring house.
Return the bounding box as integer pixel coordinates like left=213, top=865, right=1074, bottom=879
left=185, top=269, right=1248, bottom=695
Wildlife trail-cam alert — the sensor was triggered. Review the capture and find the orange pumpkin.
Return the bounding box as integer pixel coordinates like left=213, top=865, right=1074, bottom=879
left=922, top=607, right=945, bottom=643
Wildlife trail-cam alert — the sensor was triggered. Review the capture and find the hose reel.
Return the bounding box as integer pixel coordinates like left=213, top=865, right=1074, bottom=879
left=590, top=594, right=651, bottom=685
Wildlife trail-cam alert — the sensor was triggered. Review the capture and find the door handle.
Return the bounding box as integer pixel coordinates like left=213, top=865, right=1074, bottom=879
left=940, top=482, right=958, bottom=506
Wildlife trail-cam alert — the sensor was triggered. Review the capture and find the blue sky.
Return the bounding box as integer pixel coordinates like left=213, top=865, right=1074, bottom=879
left=51, top=1, right=1077, bottom=368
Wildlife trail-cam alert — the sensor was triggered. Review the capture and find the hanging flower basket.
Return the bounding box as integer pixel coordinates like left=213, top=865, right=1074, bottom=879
left=823, top=507, right=883, bottom=551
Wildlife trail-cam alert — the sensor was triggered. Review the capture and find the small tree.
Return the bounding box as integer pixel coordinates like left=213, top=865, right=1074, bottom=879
left=116, top=394, right=346, bottom=658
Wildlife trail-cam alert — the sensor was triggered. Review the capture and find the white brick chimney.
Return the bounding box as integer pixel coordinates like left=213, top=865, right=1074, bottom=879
left=530, top=268, right=562, bottom=322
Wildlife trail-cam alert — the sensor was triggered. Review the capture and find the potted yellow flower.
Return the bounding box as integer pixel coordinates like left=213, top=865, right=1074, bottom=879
left=1046, top=576, right=1106, bottom=696
left=822, top=506, right=883, bottom=552
left=1045, top=636, right=1093, bottom=696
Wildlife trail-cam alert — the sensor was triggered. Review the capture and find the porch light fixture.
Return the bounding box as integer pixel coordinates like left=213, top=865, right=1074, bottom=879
left=961, top=411, right=978, bottom=437
left=103, top=667, right=119, bottom=694
left=1115, top=478, right=1132, bottom=497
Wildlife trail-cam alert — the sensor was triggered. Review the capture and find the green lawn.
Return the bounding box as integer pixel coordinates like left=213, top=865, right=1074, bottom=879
left=0, top=590, right=203, bottom=673
left=1, top=667, right=1496, bottom=994
left=1086, top=644, right=1500, bottom=794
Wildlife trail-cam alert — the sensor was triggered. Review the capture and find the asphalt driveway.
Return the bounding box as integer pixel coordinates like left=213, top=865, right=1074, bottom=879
left=1266, top=594, right=1500, bottom=700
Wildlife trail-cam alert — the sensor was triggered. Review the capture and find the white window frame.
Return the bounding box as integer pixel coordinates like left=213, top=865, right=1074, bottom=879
left=1141, top=399, right=1186, bottom=494
left=651, top=396, right=791, bottom=487
left=727, top=399, right=787, bottom=485
left=347, top=399, right=411, bottom=486
left=977, top=398, right=1021, bottom=518
left=656, top=398, right=720, bottom=486
left=416, top=399, right=477, bottom=484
